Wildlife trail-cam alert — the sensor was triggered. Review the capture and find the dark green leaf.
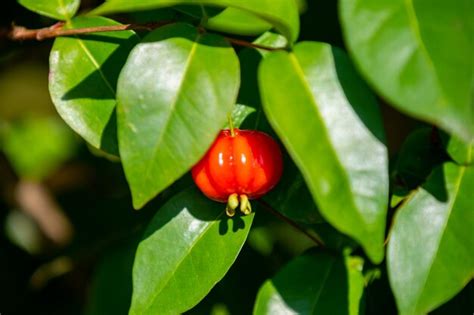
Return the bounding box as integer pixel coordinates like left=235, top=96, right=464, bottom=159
left=390, top=128, right=448, bottom=208
left=18, top=0, right=80, bottom=20
left=49, top=16, right=139, bottom=155
left=130, top=187, right=254, bottom=315
left=91, top=0, right=300, bottom=43
left=264, top=157, right=322, bottom=224
left=253, top=251, right=364, bottom=314
left=259, top=42, right=388, bottom=263
left=388, top=162, right=474, bottom=314
left=1, top=117, right=77, bottom=180
left=392, top=128, right=446, bottom=189
left=117, top=23, right=239, bottom=209
left=340, top=0, right=474, bottom=141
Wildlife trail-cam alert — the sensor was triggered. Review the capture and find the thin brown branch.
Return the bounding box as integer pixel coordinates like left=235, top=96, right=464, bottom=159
left=256, top=199, right=326, bottom=248
left=224, top=37, right=284, bottom=51
left=5, top=21, right=173, bottom=41
left=2, top=22, right=284, bottom=51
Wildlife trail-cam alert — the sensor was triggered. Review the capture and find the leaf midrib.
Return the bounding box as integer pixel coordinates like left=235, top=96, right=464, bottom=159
left=412, top=165, right=467, bottom=313
left=309, top=259, right=335, bottom=314
left=284, top=52, right=368, bottom=233
left=403, top=0, right=451, bottom=109
left=139, top=210, right=224, bottom=314
left=75, top=37, right=117, bottom=97
left=142, top=33, right=201, bottom=192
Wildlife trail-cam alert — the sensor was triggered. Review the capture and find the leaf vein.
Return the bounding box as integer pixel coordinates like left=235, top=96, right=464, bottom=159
left=142, top=33, right=201, bottom=190
left=142, top=210, right=224, bottom=313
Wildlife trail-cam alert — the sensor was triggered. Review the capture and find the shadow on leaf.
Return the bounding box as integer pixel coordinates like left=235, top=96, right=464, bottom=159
left=265, top=249, right=351, bottom=314
left=141, top=187, right=250, bottom=241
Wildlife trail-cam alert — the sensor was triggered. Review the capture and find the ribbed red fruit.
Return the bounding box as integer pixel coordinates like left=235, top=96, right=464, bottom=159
left=192, top=129, right=283, bottom=202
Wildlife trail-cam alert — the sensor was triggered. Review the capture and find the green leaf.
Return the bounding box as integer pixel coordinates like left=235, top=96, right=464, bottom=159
left=117, top=23, right=239, bottom=209
left=90, top=0, right=300, bottom=43
left=388, top=162, right=474, bottom=314
left=237, top=34, right=322, bottom=225
left=205, top=8, right=272, bottom=36
left=173, top=5, right=271, bottom=36
left=49, top=16, right=139, bottom=155
left=259, top=42, right=388, bottom=263
left=442, top=135, right=474, bottom=166
left=340, top=0, right=474, bottom=141
left=253, top=251, right=364, bottom=314
left=429, top=282, right=474, bottom=315
left=18, top=0, right=80, bottom=20
left=130, top=187, right=254, bottom=315
left=224, top=104, right=256, bottom=129
left=1, top=117, right=77, bottom=180
left=254, top=31, right=288, bottom=55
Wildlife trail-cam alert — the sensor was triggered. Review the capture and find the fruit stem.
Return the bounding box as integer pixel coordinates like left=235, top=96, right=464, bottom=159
left=227, top=114, right=235, bottom=137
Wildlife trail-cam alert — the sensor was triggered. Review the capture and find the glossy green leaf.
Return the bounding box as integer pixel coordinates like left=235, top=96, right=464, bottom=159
left=253, top=251, right=364, bottom=314
left=429, top=282, right=474, bottom=315
left=205, top=7, right=272, bottom=36
left=340, top=0, right=474, bottom=141
left=130, top=187, right=254, bottom=315
left=49, top=16, right=139, bottom=155
left=117, top=23, right=239, bottom=209
left=18, top=0, right=80, bottom=20
left=1, top=117, right=77, bottom=180
left=91, top=0, right=300, bottom=43
left=173, top=5, right=271, bottom=36
left=254, top=32, right=288, bottom=55
left=388, top=162, right=474, bottom=314
left=259, top=42, right=388, bottom=263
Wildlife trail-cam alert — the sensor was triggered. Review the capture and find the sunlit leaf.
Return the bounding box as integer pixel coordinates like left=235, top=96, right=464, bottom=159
left=18, top=0, right=80, bottom=20
left=340, top=0, right=474, bottom=141
left=130, top=188, right=254, bottom=314
left=253, top=251, right=364, bottom=314
left=388, top=162, right=474, bottom=314
left=259, top=42, right=388, bottom=263
left=49, top=16, right=139, bottom=155
left=117, top=23, right=239, bottom=208
left=91, top=0, right=300, bottom=43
